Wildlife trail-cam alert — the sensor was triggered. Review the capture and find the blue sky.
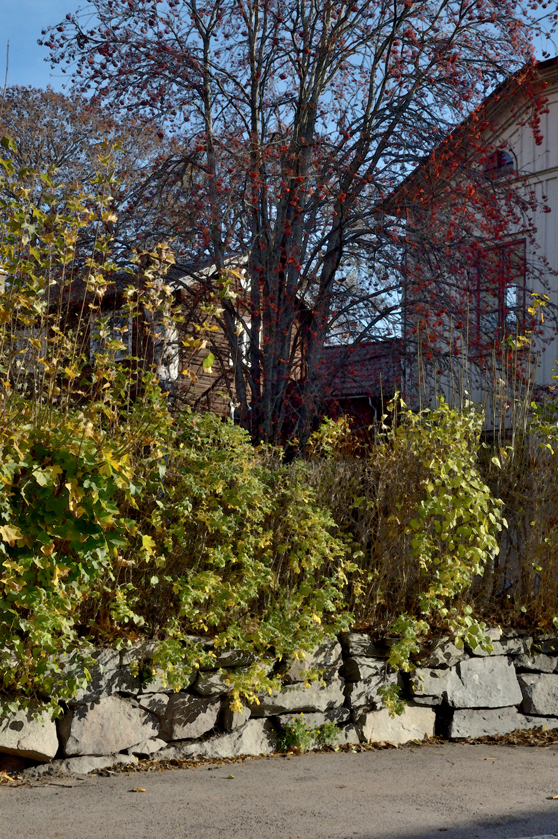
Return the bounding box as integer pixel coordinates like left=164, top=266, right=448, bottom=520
left=1, top=0, right=77, bottom=90
left=1, top=0, right=556, bottom=93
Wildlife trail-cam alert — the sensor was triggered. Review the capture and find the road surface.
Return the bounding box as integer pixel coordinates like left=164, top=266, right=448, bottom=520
left=1, top=742, right=558, bottom=839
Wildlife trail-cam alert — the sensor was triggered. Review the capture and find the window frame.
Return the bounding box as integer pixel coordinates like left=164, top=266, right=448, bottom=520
left=474, top=238, right=526, bottom=342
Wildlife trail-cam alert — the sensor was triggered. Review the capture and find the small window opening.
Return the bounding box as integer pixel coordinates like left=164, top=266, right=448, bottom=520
left=484, top=149, right=515, bottom=180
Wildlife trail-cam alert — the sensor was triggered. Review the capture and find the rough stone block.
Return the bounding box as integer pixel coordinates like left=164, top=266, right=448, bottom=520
left=0, top=706, right=58, bottom=762
left=284, top=640, right=343, bottom=684
left=195, top=670, right=234, bottom=696
left=519, top=673, right=558, bottom=716
left=410, top=667, right=460, bottom=703
left=424, top=639, right=468, bottom=669
left=65, top=648, right=141, bottom=705
left=137, top=692, right=170, bottom=717
left=23, top=753, right=137, bottom=778
left=58, top=695, right=159, bottom=756
left=221, top=703, right=252, bottom=731
left=336, top=725, right=361, bottom=745
left=344, top=670, right=399, bottom=710
left=449, top=707, right=525, bottom=738
left=339, top=633, right=383, bottom=659
left=341, top=656, right=385, bottom=683
left=250, top=677, right=345, bottom=717
left=410, top=694, right=443, bottom=706
left=160, top=694, right=221, bottom=740
left=210, top=649, right=256, bottom=669
left=515, top=653, right=558, bottom=674
left=467, top=628, right=533, bottom=657
left=157, top=718, right=277, bottom=759
left=360, top=705, right=435, bottom=745
left=447, top=656, right=522, bottom=709
left=125, top=737, right=167, bottom=757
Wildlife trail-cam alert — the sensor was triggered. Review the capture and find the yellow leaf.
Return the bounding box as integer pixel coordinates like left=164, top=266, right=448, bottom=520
left=0, top=524, right=23, bottom=545
left=141, top=534, right=156, bottom=555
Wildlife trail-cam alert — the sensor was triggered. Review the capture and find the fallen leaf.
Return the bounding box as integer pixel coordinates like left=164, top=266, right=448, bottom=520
left=130, top=787, right=147, bottom=793
left=226, top=774, right=235, bottom=779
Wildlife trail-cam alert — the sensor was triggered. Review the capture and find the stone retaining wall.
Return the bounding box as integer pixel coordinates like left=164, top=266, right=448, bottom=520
left=2, top=628, right=558, bottom=775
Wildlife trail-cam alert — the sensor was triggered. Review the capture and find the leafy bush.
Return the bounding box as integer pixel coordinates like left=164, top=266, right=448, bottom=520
left=0, top=138, right=176, bottom=712
left=0, top=138, right=354, bottom=713
left=83, top=410, right=354, bottom=709
left=303, top=399, right=504, bottom=670
left=277, top=713, right=341, bottom=752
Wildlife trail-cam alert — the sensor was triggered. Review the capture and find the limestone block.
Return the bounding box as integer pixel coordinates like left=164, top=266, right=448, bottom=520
left=58, top=695, right=159, bottom=756
left=360, top=705, right=435, bottom=745
left=65, top=648, right=141, bottom=705
left=336, top=725, right=361, bottom=745
left=158, top=718, right=277, bottom=759
left=410, top=667, right=460, bottom=703
left=136, top=692, right=170, bottom=717
left=339, top=633, right=383, bottom=659
left=515, top=653, right=558, bottom=674
left=125, top=737, right=167, bottom=757
left=160, top=694, right=221, bottom=741
left=519, top=674, right=558, bottom=716
left=468, top=633, right=530, bottom=657
left=447, top=656, right=522, bottom=709
left=221, top=702, right=251, bottom=732
left=341, top=656, right=385, bottom=683
left=411, top=694, right=443, bottom=706
left=0, top=706, right=58, bottom=762
left=195, top=670, right=234, bottom=696
left=284, top=640, right=343, bottom=684
left=23, top=753, right=137, bottom=778
left=250, top=677, right=345, bottom=717
left=425, top=639, right=468, bottom=669
left=344, top=670, right=399, bottom=710
left=449, top=707, right=525, bottom=739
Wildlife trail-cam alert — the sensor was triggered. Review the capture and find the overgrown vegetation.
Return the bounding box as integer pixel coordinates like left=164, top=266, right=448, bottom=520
left=277, top=714, right=341, bottom=753
left=1, top=138, right=557, bottom=719
left=0, top=139, right=353, bottom=714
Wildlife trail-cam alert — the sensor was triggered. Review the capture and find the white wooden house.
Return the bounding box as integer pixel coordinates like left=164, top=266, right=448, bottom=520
left=389, top=57, right=558, bottom=417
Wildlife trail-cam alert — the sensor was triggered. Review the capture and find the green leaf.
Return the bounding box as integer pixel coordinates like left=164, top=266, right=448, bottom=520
left=202, top=352, right=215, bottom=371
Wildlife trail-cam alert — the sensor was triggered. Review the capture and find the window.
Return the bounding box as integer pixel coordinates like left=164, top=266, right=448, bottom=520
left=483, top=149, right=516, bottom=180
left=475, top=240, right=526, bottom=340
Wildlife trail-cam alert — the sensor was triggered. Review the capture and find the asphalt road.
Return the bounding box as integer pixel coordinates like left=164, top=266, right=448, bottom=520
left=1, top=743, right=558, bottom=839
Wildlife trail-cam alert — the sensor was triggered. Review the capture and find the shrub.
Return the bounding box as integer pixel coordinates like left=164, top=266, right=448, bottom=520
left=0, top=138, right=175, bottom=712
left=303, top=399, right=504, bottom=670
left=83, top=410, right=354, bottom=709
left=277, top=713, right=341, bottom=752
